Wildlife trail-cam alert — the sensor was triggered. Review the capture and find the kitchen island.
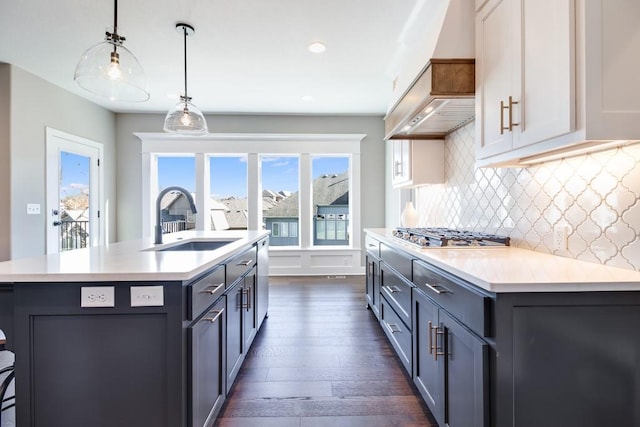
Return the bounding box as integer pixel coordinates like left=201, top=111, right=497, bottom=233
left=0, top=230, right=269, bottom=427
left=365, top=228, right=640, bottom=427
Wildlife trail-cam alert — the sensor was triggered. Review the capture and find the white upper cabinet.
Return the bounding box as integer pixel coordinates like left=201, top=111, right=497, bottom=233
left=391, top=140, right=444, bottom=188
left=476, top=0, right=575, bottom=165
left=476, top=0, right=640, bottom=167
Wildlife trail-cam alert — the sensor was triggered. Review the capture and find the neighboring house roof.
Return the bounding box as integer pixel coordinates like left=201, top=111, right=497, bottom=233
left=264, top=170, right=348, bottom=218
left=312, top=171, right=349, bottom=208
left=263, top=189, right=279, bottom=199
left=160, top=191, right=189, bottom=211
left=264, top=193, right=299, bottom=218
left=61, top=209, right=89, bottom=221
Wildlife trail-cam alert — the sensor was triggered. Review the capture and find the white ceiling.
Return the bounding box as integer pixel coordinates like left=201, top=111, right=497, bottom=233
left=0, top=0, right=435, bottom=115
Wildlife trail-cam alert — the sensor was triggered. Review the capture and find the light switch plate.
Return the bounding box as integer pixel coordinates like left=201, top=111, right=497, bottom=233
left=130, top=285, right=164, bottom=307
left=81, top=286, right=115, bottom=307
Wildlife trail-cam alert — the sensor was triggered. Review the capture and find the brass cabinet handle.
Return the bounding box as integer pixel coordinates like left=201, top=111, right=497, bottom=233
left=200, top=283, right=224, bottom=294
left=425, top=283, right=451, bottom=295
left=501, top=96, right=520, bottom=135
left=237, top=260, right=252, bottom=266
left=500, top=100, right=508, bottom=134
left=508, top=95, right=519, bottom=131
left=202, top=309, right=224, bottom=324
left=394, top=160, right=403, bottom=177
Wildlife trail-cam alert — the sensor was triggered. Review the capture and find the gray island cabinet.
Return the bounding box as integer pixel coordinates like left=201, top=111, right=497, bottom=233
left=0, top=231, right=269, bottom=427
left=365, top=229, right=640, bottom=427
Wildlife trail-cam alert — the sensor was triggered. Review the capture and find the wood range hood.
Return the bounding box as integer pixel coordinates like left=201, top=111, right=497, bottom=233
left=384, top=58, right=475, bottom=140
left=384, top=0, right=476, bottom=140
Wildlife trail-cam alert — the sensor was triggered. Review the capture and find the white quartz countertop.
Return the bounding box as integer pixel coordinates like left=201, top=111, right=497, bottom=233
left=365, top=228, right=640, bottom=293
left=0, top=230, right=269, bottom=283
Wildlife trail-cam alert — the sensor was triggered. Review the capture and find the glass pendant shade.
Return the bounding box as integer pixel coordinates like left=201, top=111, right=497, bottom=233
left=163, top=97, right=208, bottom=135
left=74, top=39, right=150, bottom=102
left=163, top=23, right=208, bottom=135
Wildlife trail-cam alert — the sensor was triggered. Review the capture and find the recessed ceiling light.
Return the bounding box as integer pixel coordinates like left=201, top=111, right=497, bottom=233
left=302, top=95, right=314, bottom=102
left=308, top=41, right=326, bottom=53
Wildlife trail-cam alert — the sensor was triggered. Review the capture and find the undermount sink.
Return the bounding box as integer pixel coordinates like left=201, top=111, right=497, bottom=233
left=156, top=240, right=237, bottom=252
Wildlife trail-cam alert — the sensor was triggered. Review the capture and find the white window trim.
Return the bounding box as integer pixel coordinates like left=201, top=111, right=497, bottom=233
left=136, top=133, right=365, bottom=274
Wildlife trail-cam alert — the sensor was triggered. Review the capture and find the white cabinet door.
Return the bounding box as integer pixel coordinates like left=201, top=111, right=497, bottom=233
left=392, top=140, right=411, bottom=187
left=391, top=140, right=444, bottom=188
left=516, top=0, right=575, bottom=149
left=476, top=0, right=516, bottom=159
left=476, top=0, right=575, bottom=161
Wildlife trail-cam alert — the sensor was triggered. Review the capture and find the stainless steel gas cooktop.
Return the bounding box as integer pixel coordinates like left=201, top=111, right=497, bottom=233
left=392, top=227, right=510, bottom=248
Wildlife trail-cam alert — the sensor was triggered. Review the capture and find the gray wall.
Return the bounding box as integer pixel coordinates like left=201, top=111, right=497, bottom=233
left=5, top=65, right=116, bottom=259
left=0, top=65, right=10, bottom=261
left=116, top=114, right=386, bottom=248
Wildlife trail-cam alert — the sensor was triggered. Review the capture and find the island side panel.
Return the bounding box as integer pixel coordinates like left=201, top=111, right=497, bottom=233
left=0, top=284, right=13, bottom=350
left=13, top=280, right=185, bottom=427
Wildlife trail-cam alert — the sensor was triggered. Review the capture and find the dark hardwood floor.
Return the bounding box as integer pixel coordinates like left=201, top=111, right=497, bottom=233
left=214, top=276, right=437, bottom=427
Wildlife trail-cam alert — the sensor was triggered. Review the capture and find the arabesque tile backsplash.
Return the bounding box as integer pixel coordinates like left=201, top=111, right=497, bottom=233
left=416, top=122, right=640, bottom=271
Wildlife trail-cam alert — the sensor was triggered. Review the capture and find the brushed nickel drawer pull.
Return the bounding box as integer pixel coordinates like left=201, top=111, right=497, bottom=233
left=388, top=285, right=401, bottom=293
left=385, top=322, right=401, bottom=334
left=237, top=260, right=252, bottom=266
left=429, top=323, right=446, bottom=361
left=202, top=309, right=224, bottom=324
left=425, top=283, right=450, bottom=295
left=242, top=287, right=252, bottom=310
left=434, top=326, right=446, bottom=361
left=200, top=283, right=224, bottom=294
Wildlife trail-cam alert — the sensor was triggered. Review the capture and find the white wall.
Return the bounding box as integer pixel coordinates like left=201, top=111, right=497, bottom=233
left=116, top=114, right=386, bottom=250
left=3, top=64, right=116, bottom=259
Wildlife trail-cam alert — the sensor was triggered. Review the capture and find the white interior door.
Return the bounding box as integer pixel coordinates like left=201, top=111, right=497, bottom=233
left=45, top=128, right=103, bottom=254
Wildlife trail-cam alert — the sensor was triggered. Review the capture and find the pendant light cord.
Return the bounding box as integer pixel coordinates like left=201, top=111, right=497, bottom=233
left=113, top=0, right=118, bottom=32
left=183, top=26, right=188, bottom=101
left=111, top=0, right=118, bottom=53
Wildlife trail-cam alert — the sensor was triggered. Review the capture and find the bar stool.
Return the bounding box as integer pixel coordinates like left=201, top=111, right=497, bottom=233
left=0, top=329, right=14, bottom=427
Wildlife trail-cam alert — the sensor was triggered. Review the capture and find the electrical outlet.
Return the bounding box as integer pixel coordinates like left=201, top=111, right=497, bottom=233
left=553, top=224, right=568, bottom=251
left=130, top=286, right=164, bottom=307
left=81, top=286, right=115, bottom=307
left=27, top=204, right=40, bottom=215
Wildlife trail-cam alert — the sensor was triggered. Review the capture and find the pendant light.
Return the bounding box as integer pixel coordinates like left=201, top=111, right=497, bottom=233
left=163, top=23, right=208, bottom=135
left=74, top=0, right=150, bottom=102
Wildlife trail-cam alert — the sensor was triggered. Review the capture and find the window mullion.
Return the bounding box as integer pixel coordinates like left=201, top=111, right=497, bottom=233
left=299, top=154, right=312, bottom=249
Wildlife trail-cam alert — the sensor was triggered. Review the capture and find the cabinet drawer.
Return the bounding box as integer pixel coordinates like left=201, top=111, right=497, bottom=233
left=380, top=295, right=412, bottom=375
left=380, top=265, right=413, bottom=328
left=413, top=260, right=491, bottom=337
left=188, top=266, right=225, bottom=321
left=380, top=243, right=413, bottom=281
left=365, top=235, right=380, bottom=258
left=227, top=246, right=257, bottom=288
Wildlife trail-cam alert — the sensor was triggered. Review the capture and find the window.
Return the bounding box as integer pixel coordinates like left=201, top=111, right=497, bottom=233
left=140, top=134, right=362, bottom=258
left=157, top=156, right=195, bottom=234
left=312, top=156, right=350, bottom=246
left=261, top=156, right=299, bottom=247
left=209, top=155, right=247, bottom=230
